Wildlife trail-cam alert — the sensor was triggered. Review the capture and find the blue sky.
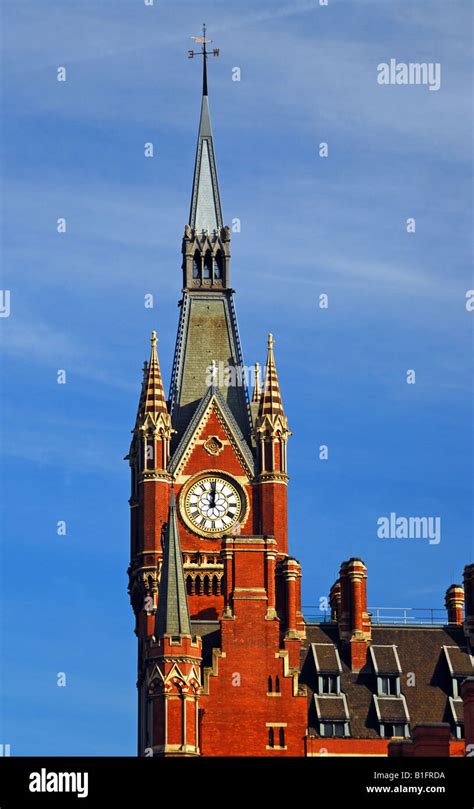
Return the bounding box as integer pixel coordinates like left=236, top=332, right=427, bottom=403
left=0, top=0, right=472, bottom=755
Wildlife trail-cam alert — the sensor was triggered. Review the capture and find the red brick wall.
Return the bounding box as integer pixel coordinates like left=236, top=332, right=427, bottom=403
left=258, top=481, right=288, bottom=555
left=188, top=592, right=222, bottom=620
left=199, top=617, right=307, bottom=756
left=140, top=480, right=170, bottom=553
left=198, top=539, right=306, bottom=756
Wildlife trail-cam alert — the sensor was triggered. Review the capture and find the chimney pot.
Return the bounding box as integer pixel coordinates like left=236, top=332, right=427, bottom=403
left=445, top=584, right=464, bottom=625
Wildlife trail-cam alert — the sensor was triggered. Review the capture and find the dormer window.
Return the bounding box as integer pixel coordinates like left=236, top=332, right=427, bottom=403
left=321, top=721, right=347, bottom=738
left=319, top=674, right=339, bottom=695
left=380, top=723, right=408, bottom=738
left=442, top=646, right=474, bottom=700
left=452, top=677, right=465, bottom=699
left=369, top=645, right=402, bottom=697
left=314, top=693, right=351, bottom=738
left=378, top=675, right=400, bottom=697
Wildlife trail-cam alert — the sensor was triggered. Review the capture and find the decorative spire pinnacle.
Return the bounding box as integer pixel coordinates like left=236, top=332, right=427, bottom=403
left=143, top=330, right=168, bottom=421
left=202, top=24, right=208, bottom=97
left=252, top=362, right=262, bottom=402
left=188, top=26, right=223, bottom=234
left=134, top=331, right=170, bottom=432
left=155, top=490, right=191, bottom=637
left=258, top=333, right=286, bottom=420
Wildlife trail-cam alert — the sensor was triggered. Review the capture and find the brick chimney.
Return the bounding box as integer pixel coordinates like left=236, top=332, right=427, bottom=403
left=412, top=724, right=451, bottom=757
left=387, top=738, right=414, bottom=757
left=445, top=584, right=464, bottom=625
left=338, top=558, right=371, bottom=672
left=463, top=564, right=474, bottom=644
left=461, top=677, right=474, bottom=756
left=389, top=724, right=451, bottom=757
left=329, top=579, right=341, bottom=622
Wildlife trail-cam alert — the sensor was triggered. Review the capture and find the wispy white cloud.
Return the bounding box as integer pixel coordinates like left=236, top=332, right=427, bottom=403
left=1, top=315, right=136, bottom=392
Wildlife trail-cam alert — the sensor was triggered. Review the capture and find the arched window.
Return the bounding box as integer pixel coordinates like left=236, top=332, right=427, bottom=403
left=268, top=727, right=274, bottom=748
left=275, top=676, right=280, bottom=693
left=203, top=251, right=212, bottom=279
left=214, top=252, right=222, bottom=279
left=192, top=252, right=200, bottom=279
left=268, top=676, right=273, bottom=693
left=279, top=728, right=285, bottom=748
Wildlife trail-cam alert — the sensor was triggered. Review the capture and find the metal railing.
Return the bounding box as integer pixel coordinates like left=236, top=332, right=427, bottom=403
left=303, top=606, right=447, bottom=626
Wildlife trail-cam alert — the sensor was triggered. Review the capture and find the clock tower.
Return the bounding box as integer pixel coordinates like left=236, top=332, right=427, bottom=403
left=127, top=33, right=307, bottom=756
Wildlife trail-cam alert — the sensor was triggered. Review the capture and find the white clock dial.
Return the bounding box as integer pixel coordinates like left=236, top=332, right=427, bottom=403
left=184, top=476, right=242, bottom=535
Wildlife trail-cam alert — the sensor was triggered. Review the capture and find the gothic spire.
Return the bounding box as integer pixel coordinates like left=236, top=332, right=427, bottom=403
left=251, top=362, right=262, bottom=403
left=188, top=28, right=223, bottom=234
left=259, top=334, right=286, bottom=421
left=155, top=490, right=191, bottom=637
left=136, top=331, right=169, bottom=428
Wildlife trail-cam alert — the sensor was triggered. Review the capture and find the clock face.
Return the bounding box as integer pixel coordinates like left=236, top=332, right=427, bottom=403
left=183, top=475, right=243, bottom=535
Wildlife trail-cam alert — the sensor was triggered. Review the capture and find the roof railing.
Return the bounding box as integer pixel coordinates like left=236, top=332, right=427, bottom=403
left=303, top=606, right=448, bottom=626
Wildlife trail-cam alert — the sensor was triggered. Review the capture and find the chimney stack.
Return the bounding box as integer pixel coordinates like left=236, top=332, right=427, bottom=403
left=329, top=579, right=341, bottom=622
left=338, top=557, right=371, bottom=672
left=445, top=584, right=464, bottom=625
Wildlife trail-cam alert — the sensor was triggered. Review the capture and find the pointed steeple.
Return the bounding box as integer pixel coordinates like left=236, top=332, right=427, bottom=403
left=255, top=335, right=291, bottom=531
left=155, top=491, right=191, bottom=637
left=250, top=361, right=262, bottom=429
left=136, top=331, right=169, bottom=428
left=131, top=331, right=174, bottom=473
left=252, top=362, right=262, bottom=403
left=259, top=334, right=286, bottom=421
left=189, top=37, right=223, bottom=234
left=171, top=31, right=253, bottom=451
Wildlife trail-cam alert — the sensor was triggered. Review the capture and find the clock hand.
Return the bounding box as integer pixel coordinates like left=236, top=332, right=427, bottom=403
left=210, top=481, right=216, bottom=508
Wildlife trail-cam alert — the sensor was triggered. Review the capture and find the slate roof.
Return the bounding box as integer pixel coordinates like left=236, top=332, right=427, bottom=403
left=369, top=644, right=401, bottom=674
left=314, top=694, right=349, bottom=721
left=443, top=645, right=474, bottom=676
left=301, top=623, right=473, bottom=738
left=155, top=492, right=191, bottom=637
left=189, top=79, right=222, bottom=234
left=373, top=695, right=409, bottom=723
left=311, top=643, right=342, bottom=673
left=169, top=292, right=253, bottom=448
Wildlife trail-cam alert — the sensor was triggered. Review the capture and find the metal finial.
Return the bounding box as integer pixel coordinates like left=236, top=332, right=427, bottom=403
left=188, top=24, right=220, bottom=97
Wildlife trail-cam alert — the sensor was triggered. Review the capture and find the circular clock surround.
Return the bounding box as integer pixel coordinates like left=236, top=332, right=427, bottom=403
left=179, top=471, right=248, bottom=537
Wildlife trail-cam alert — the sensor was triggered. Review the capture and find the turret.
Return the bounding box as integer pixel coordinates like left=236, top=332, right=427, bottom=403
left=254, top=334, right=291, bottom=555
left=141, top=493, right=202, bottom=756
left=128, top=331, right=174, bottom=636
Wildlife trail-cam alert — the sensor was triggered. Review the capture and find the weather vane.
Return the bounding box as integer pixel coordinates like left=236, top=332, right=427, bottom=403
left=188, top=23, right=219, bottom=95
